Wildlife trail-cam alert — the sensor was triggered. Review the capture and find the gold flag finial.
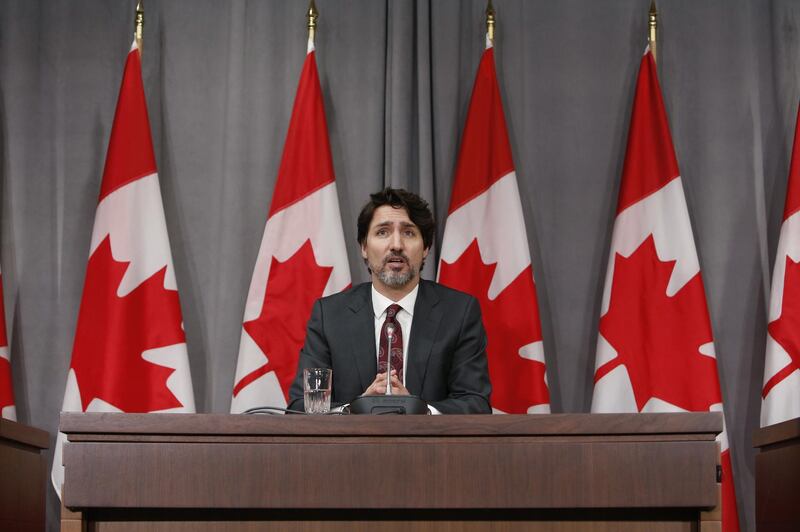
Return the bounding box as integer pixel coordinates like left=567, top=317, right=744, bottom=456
left=135, top=0, right=144, bottom=53
left=307, top=0, right=318, bottom=45
left=648, top=0, right=658, bottom=63
left=486, top=0, right=496, bottom=44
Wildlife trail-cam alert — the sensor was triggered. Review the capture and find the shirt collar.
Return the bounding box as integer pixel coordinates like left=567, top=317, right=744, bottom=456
left=371, top=283, right=419, bottom=318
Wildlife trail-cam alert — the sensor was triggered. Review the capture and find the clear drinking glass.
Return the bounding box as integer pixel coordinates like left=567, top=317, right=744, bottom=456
left=303, top=368, right=332, bottom=414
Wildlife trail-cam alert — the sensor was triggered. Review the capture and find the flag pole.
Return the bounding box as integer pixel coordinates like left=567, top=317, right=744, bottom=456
left=135, top=0, right=144, bottom=54
left=307, top=0, right=318, bottom=45
left=648, top=0, right=658, bottom=64
left=486, top=0, right=496, bottom=44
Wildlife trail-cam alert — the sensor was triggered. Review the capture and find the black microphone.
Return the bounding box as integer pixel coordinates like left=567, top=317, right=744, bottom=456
left=348, top=319, right=429, bottom=415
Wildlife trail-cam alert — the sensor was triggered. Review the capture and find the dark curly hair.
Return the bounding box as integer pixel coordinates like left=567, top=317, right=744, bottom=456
left=357, top=187, right=435, bottom=250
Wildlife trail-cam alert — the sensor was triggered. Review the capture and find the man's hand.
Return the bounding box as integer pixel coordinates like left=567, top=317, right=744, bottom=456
left=363, top=370, right=409, bottom=396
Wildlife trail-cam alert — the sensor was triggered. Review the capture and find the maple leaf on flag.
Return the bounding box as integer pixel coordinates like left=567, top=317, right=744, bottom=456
left=70, top=237, right=186, bottom=412
left=240, top=240, right=333, bottom=400
left=596, top=235, right=721, bottom=412
left=439, top=239, right=548, bottom=413
left=764, top=256, right=800, bottom=396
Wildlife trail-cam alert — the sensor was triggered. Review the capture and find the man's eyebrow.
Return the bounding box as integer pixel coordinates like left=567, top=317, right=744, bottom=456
left=372, top=221, right=419, bottom=229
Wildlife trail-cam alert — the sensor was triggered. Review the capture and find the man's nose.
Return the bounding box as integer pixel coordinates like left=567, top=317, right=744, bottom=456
left=389, top=230, right=404, bottom=250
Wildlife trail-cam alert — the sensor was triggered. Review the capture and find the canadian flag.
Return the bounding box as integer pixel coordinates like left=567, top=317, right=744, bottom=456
left=51, top=41, right=195, bottom=496
left=591, top=48, right=739, bottom=531
left=0, top=267, right=15, bottom=421
left=230, top=36, right=350, bottom=413
left=437, top=35, right=549, bottom=414
left=761, top=102, right=800, bottom=427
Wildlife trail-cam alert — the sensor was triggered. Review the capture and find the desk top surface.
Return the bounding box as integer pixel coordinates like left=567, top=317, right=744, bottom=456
left=60, top=411, right=722, bottom=439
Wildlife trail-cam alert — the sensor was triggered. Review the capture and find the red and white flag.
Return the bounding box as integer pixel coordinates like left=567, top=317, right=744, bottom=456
left=51, top=41, right=195, bottom=495
left=591, top=48, right=739, bottom=532
left=0, top=267, right=15, bottom=421
left=437, top=35, right=549, bottom=414
left=230, top=36, right=350, bottom=413
left=761, top=102, right=800, bottom=427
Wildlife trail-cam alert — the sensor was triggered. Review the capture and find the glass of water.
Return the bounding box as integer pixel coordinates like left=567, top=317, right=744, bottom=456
left=303, top=368, right=332, bottom=414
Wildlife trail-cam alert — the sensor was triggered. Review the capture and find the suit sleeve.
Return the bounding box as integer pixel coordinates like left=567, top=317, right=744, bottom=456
left=287, top=299, right=331, bottom=411
left=428, top=295, right=492, bottom=414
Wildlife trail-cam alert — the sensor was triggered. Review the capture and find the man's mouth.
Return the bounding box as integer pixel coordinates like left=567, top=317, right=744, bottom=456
left=374, top=253, right=417, bottom=288
left=385, top=255, right=408, bottom=267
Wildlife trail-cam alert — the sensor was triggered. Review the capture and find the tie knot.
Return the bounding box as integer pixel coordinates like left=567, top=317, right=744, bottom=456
left=386, top=304, right=401, bottom=319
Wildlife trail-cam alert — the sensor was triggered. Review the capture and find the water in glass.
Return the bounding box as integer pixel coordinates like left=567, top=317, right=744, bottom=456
left=304, top=389, right=331, bottom=414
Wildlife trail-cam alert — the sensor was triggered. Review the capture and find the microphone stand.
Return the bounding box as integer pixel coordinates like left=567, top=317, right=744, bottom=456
left=385, top=325, right=394, bottom=396
left=348, top=320, right=428, bottom=415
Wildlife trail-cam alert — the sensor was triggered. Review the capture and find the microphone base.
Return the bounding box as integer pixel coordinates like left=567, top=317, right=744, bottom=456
left=348, top=395, right=429, bottom=415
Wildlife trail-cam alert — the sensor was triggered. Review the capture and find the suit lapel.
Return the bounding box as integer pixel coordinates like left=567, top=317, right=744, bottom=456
left=344, top=284, right=377, bottom=393
left=407, top=281, right=442, bottom=395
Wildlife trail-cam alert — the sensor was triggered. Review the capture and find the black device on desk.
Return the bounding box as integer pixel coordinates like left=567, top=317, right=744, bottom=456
left=348, top=323, right=429, bottom=415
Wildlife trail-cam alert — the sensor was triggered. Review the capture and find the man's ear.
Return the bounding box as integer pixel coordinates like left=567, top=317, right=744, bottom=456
left=361, top=242, right=368, bottom=260
left=423, top=247, right=430, bottom=259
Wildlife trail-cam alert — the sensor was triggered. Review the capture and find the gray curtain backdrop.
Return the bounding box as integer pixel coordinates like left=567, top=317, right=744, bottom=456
left=1, top=0, right=796, bottom=529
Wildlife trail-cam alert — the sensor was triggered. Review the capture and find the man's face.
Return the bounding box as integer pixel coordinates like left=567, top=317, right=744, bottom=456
left=361, top=205, right=429, bottom=296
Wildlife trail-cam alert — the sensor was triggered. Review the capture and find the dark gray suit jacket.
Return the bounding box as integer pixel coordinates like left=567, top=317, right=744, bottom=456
left=288, top=280, right=492, bottom=414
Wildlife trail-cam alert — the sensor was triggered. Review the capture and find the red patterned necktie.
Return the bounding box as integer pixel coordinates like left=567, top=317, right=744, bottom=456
left=378, top=303, right=403, bottom=382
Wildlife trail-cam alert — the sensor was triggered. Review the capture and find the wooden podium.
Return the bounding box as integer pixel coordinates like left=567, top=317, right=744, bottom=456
left=754, top=417, right=800, bottom=532
left=60, top=412, right=722, bottom=531
left=0, top=418, right=49, bottom=532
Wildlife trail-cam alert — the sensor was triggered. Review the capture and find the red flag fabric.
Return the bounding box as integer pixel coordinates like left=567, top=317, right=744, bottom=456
left=437, top=36, right=549, bottom=414
left=51, top=41, right=195, bottom=495
left=591, top=48, right=739, bottom=532
left=0, top=268, right=15, bottom=421
left=761, top=102, right=800, bottom=427
left=230, top=38, right=350, bottom=413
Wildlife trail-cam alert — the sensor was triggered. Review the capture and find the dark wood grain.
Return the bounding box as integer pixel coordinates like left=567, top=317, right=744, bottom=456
left=0, top=419, right=50, bottom=532
left=754, top=417, right=800, bottom=531
left=60, top=413, right=721, bottom=531
left=60, top=411, right=722, bottom=438
left=0, top=417, right=49, bottom=448
left=63, top=440, right=717, bottom=509
left=752, top=416, right=800, bottom=448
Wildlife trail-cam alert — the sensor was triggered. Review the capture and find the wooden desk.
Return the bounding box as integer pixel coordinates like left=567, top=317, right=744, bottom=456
left=754, top=417, right=800, bottom=532
left=61, top=412, right=722, bottom=531
left=0, top=418, right=50, bottom=532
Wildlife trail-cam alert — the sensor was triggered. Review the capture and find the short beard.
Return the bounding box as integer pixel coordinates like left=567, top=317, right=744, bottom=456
left=370, top=254, right=418, bottom=289
left=376, top=266, right=417, bottom=289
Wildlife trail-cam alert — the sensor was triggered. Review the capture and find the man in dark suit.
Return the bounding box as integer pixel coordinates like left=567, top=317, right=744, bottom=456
left=288, top=188, right=491, bottom=414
